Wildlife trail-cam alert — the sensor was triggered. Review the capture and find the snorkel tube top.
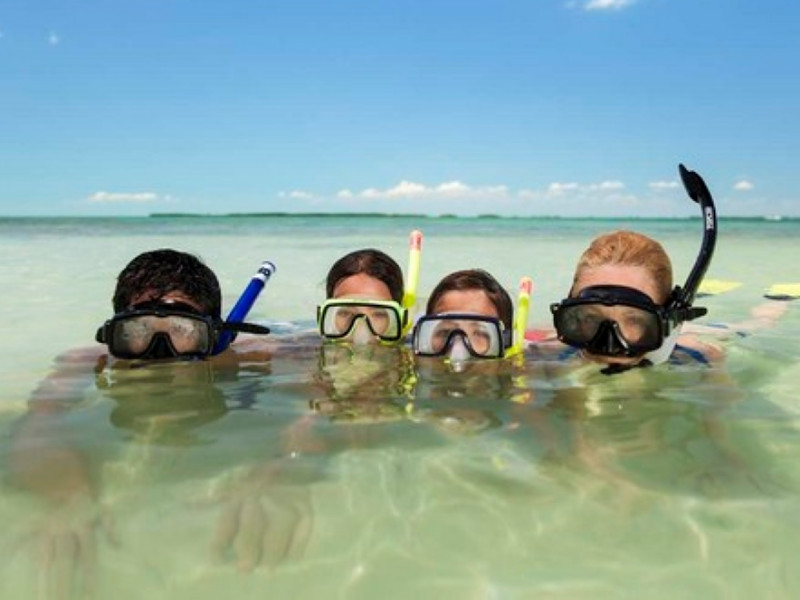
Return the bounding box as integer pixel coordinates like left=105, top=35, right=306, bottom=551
left=212, top=260, right=276, bottom=354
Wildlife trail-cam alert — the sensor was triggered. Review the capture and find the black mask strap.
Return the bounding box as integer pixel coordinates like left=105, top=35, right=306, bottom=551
left=600, top=358, right=653, bottom=376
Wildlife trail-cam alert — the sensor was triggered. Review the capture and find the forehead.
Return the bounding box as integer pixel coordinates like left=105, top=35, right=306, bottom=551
left=129, top=290, right=204, bottom=312
left=574, top=264, right=661, bottom=302
left=332, top=273, right=393, bottom=301
left=432, top=289, right=499, bottom=318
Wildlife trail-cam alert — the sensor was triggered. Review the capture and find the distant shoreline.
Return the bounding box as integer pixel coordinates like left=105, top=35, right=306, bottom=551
left=0, top=213, right=796, bottom=222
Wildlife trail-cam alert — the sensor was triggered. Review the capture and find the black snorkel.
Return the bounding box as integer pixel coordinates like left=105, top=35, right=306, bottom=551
left=665, top=164, right=718, bottom=325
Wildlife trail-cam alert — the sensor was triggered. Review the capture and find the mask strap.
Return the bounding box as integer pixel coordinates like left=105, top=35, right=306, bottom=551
left=600, top=358, right=653, bottom=376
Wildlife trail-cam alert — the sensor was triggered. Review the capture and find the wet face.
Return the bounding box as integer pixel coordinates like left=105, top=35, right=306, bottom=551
left=427, top=289, right=503, bottom=373
left=572, top=264, right=661, bottom=365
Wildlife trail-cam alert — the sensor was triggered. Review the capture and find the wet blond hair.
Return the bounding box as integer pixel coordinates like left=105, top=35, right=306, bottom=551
left=573, top=230, right=673, bottom=303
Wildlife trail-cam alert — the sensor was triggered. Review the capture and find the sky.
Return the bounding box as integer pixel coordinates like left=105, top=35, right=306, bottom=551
left=1, top=0, right=799, bottom=218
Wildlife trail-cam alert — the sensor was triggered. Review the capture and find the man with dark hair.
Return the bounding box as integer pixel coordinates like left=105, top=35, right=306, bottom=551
left=7, top=249, right=304, bottom=593
left=96, top=249, right=267, bottom=361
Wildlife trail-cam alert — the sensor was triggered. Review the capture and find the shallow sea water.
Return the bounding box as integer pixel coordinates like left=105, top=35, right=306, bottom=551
left=1, top=215, right=799, bottom=599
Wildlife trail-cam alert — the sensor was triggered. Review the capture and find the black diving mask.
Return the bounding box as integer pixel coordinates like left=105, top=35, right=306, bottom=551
left=96, top=301, right=270, bottom=360
left=551, top=164, right=717, bottom=361
left=551, top=286, right=671, bottom=357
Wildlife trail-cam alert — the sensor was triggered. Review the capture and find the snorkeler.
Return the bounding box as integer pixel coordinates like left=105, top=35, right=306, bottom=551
left=549, top=164, right=720, bottom=374
left=412, top=268, right=530, bottom=370
left=317, top=231, right=422, bottom=345
left=8, top=249, right=304, bottom=590
left=96, top=249, right=270, bottom=362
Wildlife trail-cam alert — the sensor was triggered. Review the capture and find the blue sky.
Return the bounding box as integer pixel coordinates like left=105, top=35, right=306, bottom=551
left=2, top=0, right=798, bottom=217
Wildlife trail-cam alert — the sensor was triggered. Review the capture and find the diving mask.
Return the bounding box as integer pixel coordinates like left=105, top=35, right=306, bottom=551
left=412, top=313, right=512, bottom=359
left=317, top=299, right=406, bottom=343
left=96, top=301, right=269, bottom=360
left=550, top=286, right=673, bottom=358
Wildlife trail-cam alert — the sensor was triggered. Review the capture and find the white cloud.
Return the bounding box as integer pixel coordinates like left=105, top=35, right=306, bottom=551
left=547, top=182, right=580, bottom=194
left=733, top=180, right=754, bottom=191
left=87, top=191, right=160, bottom=204
left=48, top=31, right=60, bottom=45
left=282, top=176, right=706, bottom=217
left=348, top=180, right=509, bottom=201
left=279, top=190, right=314, bottom=200
left=545, top=180, right=624, bottom=195
left=584, top=0, right=637, bottom=11
left=649, top=180, right=679, bottom=191
left=590, top=180, right=625, bottom=191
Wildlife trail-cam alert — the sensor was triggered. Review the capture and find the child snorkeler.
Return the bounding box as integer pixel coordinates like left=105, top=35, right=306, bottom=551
left=285, top=240, right=422, bottom=454
left=409, top=269, right=534, bottom=434
left=413, top=268, right=519, bottom=372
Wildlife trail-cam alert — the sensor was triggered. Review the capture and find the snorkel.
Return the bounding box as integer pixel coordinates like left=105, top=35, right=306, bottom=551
left=212, top=261, right=276, bottom=355
left=643, top=164, right=717, bottom=365
left=401, top=230, right=423, bottom=335
left=637, top=164, right=716, bottom=366
left=505, top=276, right=533, bottom=359
left=670, top=164, right=717, bottom=320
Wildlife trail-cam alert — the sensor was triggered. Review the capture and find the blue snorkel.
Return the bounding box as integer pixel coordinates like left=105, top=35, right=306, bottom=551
left=212, top=260, right=276, bottom=354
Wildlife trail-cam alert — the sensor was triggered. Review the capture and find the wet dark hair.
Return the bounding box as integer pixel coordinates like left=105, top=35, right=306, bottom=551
left=426, top=269, right=513, bottom=331
left=325, top=248, right=404, bottom=304
left=113, top=249, right=222, bottom=318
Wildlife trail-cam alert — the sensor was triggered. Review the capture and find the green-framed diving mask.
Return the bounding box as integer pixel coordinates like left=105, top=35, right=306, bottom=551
left=317, top=299, right=407, bottom=344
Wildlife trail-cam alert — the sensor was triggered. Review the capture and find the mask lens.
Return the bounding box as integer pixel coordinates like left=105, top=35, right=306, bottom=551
left=414, top=315, right=505, bottom=358
left=319, top=301, right=402, bottom=341
left=554, top=300, right=663, bottom=354
left=108, top=313, right=213, bottom=358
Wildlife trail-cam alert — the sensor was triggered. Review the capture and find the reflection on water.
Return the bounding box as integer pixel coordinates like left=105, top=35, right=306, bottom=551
left=2, top=331, right=800, bottom=599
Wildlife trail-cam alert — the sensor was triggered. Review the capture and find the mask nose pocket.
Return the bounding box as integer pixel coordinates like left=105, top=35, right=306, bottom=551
left=588, top=321, right=630, bottom=357
left=141, top=333, right=180, bottom=359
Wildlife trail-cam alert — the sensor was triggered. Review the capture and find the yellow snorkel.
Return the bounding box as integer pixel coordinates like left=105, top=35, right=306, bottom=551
left=401, top=229, right=423, bottom=334
left=505, top=276, right=533, bottom=359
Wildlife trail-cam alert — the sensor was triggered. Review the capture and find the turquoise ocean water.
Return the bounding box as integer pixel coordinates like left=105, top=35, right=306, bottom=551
left=1, top=215, right=799, bottom=598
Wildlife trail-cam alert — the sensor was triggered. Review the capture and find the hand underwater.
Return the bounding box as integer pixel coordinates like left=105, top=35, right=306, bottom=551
left=209, top=462, right=313, bottom=572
